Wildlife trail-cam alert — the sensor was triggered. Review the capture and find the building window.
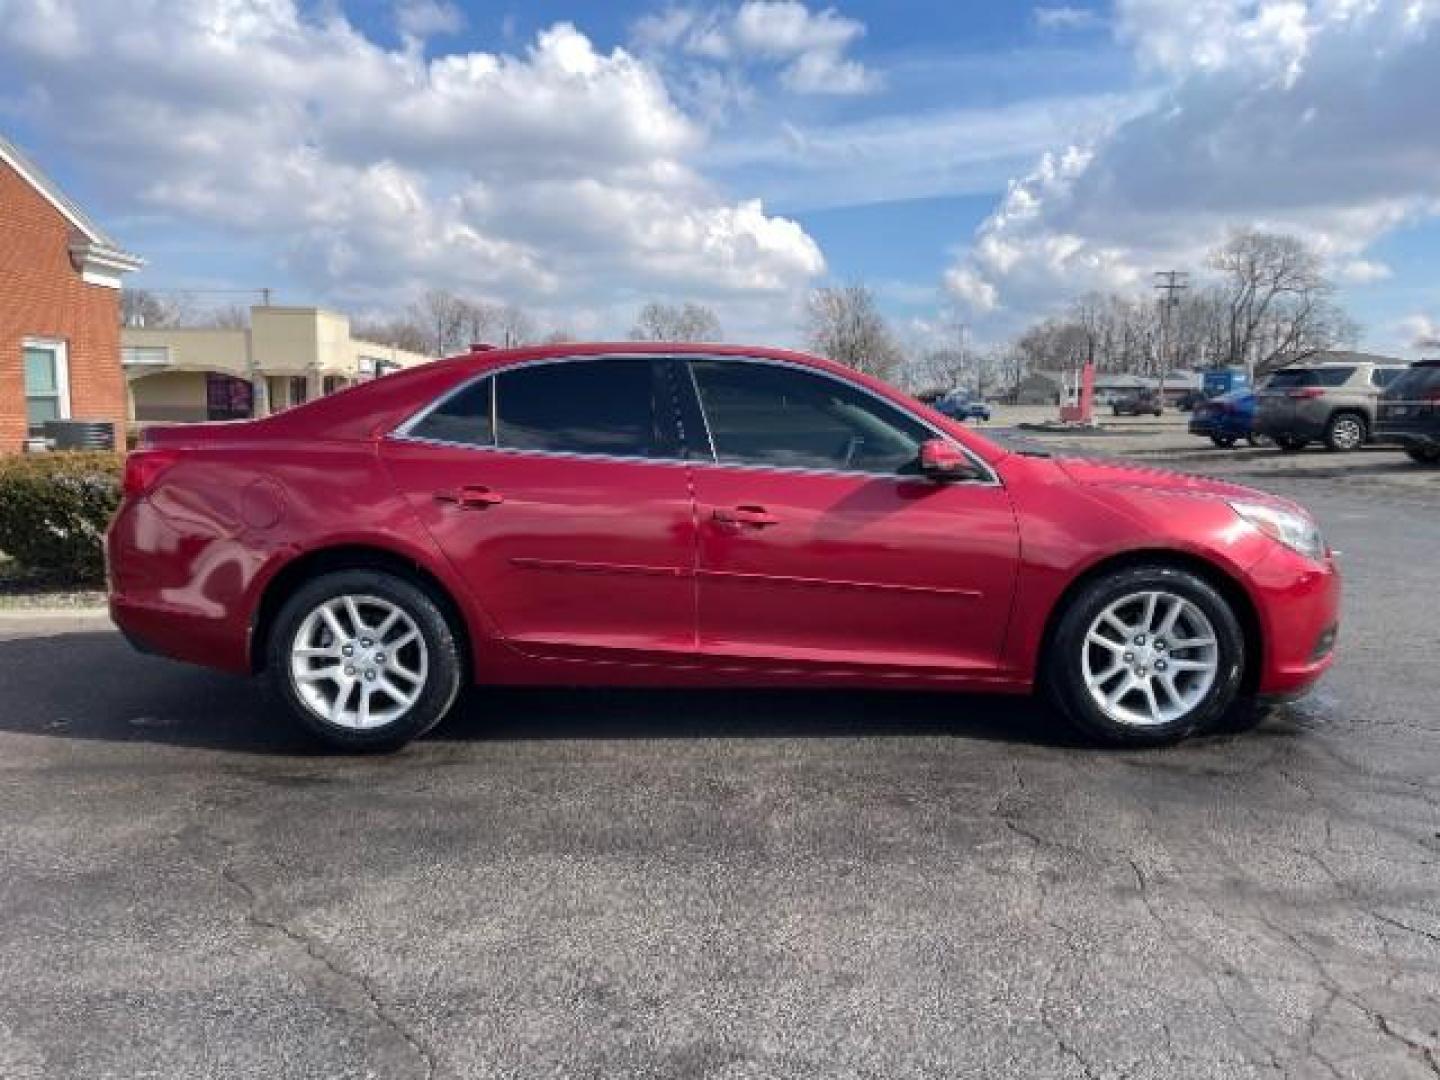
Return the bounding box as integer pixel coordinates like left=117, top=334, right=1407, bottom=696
left=289, top=376, right=309, bottom=407
left=121, top=346, right=170, bottom=367
left=22, top=339, right=70, bottom=435
left=206, top=374, right=253, bottom=421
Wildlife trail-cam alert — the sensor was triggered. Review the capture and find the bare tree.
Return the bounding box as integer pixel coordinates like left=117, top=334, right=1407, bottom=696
left=630, top=301, right=723, bottom=342
left=352, top=317, right=432, bottom=354
left=1210, top=229, right=1354, bottom=374
left=120, top=288, right=188, bottom=328
left=199, top=304, right=250, bottom=329
left=494, top=304, right=536, bottom=347
left=408, top=289, right=470, bottom=356
left=805, top=285, right=903, bottom=381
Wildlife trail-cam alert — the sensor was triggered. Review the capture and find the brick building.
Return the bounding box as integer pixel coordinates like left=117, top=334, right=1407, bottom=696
left=1, top=134, right=142, bottom=453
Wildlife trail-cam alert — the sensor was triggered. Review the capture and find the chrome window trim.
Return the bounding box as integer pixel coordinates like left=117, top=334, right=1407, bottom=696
left=388, top=351, right=1001, bottom=487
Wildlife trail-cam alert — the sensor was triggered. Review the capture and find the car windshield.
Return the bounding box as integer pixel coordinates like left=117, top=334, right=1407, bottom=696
left=1266, top=367, right=1355, bottom=388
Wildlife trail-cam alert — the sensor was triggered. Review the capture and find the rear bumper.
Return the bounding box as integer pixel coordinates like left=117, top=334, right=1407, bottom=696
left=106, top=497, right=254, bottom=675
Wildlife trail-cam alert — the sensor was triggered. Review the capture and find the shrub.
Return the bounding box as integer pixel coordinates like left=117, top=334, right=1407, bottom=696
left=0, top=452, right=124, bottom=585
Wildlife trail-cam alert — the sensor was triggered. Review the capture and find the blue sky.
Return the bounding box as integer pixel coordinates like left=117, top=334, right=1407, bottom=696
left=2, top=1, right=1438, bottom=353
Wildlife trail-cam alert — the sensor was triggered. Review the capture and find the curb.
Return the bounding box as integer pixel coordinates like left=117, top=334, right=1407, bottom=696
left=0, top=607, right=111, bottom=623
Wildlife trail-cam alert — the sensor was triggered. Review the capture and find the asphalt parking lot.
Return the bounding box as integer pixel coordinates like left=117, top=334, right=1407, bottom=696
left=1, top=436, right=1437, bottom=1079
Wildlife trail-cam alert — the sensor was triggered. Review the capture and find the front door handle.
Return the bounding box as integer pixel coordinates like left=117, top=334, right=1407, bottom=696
left=435, top=485, right=505, bottom=510
left=713, top=505, right=779, bottom=529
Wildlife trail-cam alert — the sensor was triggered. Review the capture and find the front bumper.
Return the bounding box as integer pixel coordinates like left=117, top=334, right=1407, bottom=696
left=1247, top=544, right=1341, bottom=698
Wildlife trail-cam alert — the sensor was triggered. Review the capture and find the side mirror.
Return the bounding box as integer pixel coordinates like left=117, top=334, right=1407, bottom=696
left=919, top=438, right=979, bottom=482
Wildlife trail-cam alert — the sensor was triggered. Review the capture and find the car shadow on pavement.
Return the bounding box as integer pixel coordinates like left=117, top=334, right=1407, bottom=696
left=0, top=632, right=1091, bottom=755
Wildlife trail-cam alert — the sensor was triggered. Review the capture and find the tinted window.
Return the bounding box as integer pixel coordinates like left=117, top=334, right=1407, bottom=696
left=495, top=358, right=669, bottom=458
left=409, top=377, right=493, bottom=446
left=690, top=360, right=931, bottom=475
left=1386, top=364, right=1440, bottom=399
left=1266, top=367, right=1355, bottom=389
left=1371, top=367, right=1404, bottom=388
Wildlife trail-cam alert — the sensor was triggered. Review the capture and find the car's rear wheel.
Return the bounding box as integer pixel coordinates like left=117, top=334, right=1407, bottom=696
left=267, top=570, right=463, bottom=751
left=1405, top=445, right=1440, bottom=466
left=1324, top=412, right=1367, bottom=452
left=1045, top=565, right=1246, bottom=746
left=1276, top=435, right=1308, bottom=453
left=1211, top=434, right=1236, bottom=448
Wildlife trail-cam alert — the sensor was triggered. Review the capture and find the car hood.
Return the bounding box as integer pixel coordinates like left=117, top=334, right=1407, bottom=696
left=1054, top=455, right=1275, bottom=504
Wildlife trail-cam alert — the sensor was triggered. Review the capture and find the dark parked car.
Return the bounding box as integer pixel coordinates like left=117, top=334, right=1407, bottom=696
left=1255, top=360, right=1407, bottom=452
left=1112, top=389, right=1163, bottom=417
left=1375, top=359, right=1440, bottom=465
left=1189, top=391, right=1263, bottom=448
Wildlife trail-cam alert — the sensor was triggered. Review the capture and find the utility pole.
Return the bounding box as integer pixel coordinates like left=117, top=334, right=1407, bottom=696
left=1154, top=271, right=1189, bottom=402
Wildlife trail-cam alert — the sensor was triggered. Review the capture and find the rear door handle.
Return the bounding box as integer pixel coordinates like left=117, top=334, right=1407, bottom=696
left=435, top=485, right=505, bottom=510
left=713, top=505, right=779, bottom=528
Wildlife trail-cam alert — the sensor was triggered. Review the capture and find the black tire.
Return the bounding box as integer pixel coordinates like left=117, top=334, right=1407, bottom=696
left=1323, top=411, right=1367, bottom=453
left=1211, top=434, right=1237, bottom=449
left=1044, top=564, right=1247, bottom=746
left=266, top=569, right=463, bottom=752
left=1276, top=436, right=1307, bottom=453
left=1405, top=445, right=1440, bottom=466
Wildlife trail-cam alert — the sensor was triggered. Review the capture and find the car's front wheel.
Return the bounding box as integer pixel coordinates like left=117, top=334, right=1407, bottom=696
left=267, top=570, right=464, bottom=751
left=1211, top=434, right=1236, bottom=448
left=1045, top=565, right=1246, bottom=745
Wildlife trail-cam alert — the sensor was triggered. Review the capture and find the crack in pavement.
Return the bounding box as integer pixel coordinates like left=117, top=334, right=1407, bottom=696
left=167, top=811, right=438, bottom=1080
left=216, top=861, right=437, bottom=1080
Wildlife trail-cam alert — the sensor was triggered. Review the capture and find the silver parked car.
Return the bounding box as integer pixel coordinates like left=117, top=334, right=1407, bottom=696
left=1255, top=359, right=1408, bottom=452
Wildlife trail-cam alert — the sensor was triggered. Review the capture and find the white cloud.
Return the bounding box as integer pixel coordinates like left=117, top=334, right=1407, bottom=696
left=706, top=91, right=1144, bottom=210
left=632, top=1, right=880, bottom=96
left=1336, top=257, right=1393, bottom=283
left=1034, top=6, right=1105, bottom=32
left=0, top=2, right=824, bottom=330
left=395, top=0, right=465, bottom=41
left=1398, top=313, right=1440, bottom=350
left=944, top=0, right=1440, bottom=332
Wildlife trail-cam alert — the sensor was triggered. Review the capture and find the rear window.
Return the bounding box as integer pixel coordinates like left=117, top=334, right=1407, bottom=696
left=1266, top=367, right=1355, bottom=389
left=1385, top=364, right=1440, bottom=399
left=1371, top=367, right=1405, bottom=388
left=408, top=378, right=493, bottom=446
left=494, top=357, right=671, bottom=459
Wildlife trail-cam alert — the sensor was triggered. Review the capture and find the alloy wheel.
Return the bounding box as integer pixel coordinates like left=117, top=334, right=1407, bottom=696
left=1330, top=416, right=1364, bottom=451
left=1080, top=590, right=1219, bottom=728
left=289, top=594, right=429, bottom=730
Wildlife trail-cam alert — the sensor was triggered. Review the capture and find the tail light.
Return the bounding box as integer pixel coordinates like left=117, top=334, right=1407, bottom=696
left=122, top=449, right=181, bottom=498
left=1287, top=387, right=1324, bottom=399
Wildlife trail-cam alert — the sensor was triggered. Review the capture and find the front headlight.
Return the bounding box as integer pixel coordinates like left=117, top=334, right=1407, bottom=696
left=1229, top=500, right=1326, bottom=562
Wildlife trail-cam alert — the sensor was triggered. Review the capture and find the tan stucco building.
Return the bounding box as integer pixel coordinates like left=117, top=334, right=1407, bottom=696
left=122, top=306, right=433, bottom=424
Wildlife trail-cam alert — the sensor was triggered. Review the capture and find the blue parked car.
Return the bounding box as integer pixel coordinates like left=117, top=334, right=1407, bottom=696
left=1188, top=390, right=1266, bottom=447
left=934, top=391, right=992, bottom=422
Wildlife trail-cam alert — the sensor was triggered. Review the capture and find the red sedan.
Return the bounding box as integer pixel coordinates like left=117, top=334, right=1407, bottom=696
left=107, top=343, right=1339, bottom=751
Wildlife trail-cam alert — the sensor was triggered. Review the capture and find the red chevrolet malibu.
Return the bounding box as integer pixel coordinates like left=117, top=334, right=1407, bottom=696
left=107, top=343, right=1339, bottom=751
